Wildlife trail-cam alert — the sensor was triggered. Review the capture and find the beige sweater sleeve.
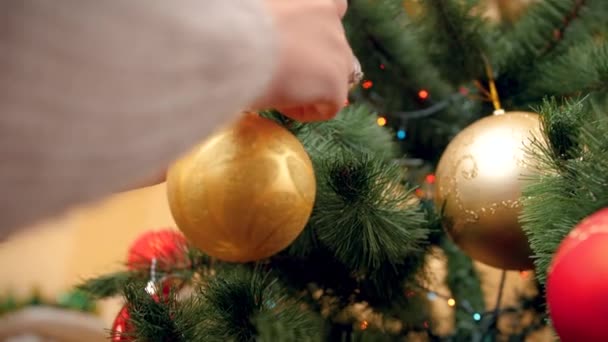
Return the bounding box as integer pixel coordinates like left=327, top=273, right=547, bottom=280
left=0, top=0, right=277, bottom=237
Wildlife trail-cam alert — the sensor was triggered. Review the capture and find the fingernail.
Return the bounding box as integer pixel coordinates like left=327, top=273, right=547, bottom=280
left=349, top=57, right=363, bottom=89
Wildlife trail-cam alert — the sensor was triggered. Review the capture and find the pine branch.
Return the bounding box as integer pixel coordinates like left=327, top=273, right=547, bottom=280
left=283, top=222, right=318, bottom=257
left=77, top=271, right=135, bottom=299
left=313, top=154, right=428, bottom=272
left=537, top=97, right=588, bottom=163
left=275, top=105, right=403, bottom=258
left=174, top=267, right=323, bottom=342
left=124, top=282, right=182, bottom=342
left=303, top=154, right=431, bottom=305
left=346, top=0, right=486, bottom=161
left=491, top=0, right=608, bottom=108
left=494, top=0, right=583, bottom=73
left=77, top=246, right=211, bottom=299
left=523, top=41, right=608, bottom=100
left=280, top=105, right=400, bottom=258
left=263, top=106, right=400, bottom=164
left=418, top=0, right=488, bottom=84
left=362, top=252, right=429, bottom=306
left=270, top=248, right=361, bottom=305
left=296, top=105, right=399, bottom=162
left=276, top=160, right=430, bottom=305
left=345, top=0, right=453, bottom=110
left=344, top=0, right=483, bottom=162
left=274, top=104, right=432, bottom=305
left=521, top=97, right=608, bottom=282
left=556, top=0, right=608, bottom=52
left=254, top=302, right=325, bottom=342
left=266, top=105, right=431, bottom=306
left=538, top=0, right=586, bottom=57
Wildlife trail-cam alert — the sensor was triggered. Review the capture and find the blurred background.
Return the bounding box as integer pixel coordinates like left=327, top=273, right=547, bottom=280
left=0, top=184, right=175, bottom=325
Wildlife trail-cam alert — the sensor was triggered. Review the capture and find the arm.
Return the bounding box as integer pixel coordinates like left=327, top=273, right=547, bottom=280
left=0, top=0, right=277, bottom=235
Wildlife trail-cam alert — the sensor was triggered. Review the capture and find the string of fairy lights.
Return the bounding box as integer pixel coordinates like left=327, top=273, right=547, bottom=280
left=355, top=270, right=542, bottom=335
left=352, top=63, right=474, bottom=142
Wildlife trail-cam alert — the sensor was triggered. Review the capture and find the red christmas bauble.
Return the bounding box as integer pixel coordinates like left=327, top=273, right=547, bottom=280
left=111, top=305, right=134, bottom=341
left=127, top=229, right=188, bottom=270
left=547, top=208, right=608, bottom=342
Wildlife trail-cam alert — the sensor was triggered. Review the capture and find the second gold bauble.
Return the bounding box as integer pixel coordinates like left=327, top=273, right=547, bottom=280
left=166, top=113, right=316, bottom=262
left=434, top=111, right=543, bottom=270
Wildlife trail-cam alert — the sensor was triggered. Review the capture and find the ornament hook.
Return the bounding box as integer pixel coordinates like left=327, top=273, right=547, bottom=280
left=145, top=257, right=158, bottom=295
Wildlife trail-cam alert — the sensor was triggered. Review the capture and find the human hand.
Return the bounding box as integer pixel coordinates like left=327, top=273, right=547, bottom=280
left=251, top=0, right=358, bottom=122
left=127, top=169, right=167, bottom=189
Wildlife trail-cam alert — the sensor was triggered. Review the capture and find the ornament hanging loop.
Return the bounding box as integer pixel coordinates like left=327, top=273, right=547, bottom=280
left=481, top=54, right=503, bottom=114
left=145, top=257, right=158, bottom=295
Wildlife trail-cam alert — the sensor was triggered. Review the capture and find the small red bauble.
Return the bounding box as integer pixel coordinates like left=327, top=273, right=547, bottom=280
left=111, top=305, right=134, bottom=341
left=127, top=229, right=188, bottom=270
left=547, top=208, right=608, bottom=342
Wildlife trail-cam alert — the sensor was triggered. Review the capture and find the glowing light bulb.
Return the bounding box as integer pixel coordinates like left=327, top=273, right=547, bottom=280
left=447, top=298, right=456, bottom=307
left=397, top=129, right=406, bottom=140
left=377, top=116, right=387, bottom=127
left=362, top=80, right=373, bottom=89
left=360, top=320, right=369, bottom=330
left=418, top=89, right=429, bottom=100
left=473, top=313, right=482, bottom=321
left=425, top=174, right=436, bottom=184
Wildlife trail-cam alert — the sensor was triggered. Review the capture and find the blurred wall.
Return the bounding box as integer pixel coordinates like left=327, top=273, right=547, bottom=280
left=0, top=183, right=176, bottom=325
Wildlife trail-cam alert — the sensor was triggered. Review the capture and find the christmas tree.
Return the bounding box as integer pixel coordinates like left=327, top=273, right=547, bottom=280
left=80, top=0, right=608, bottom=340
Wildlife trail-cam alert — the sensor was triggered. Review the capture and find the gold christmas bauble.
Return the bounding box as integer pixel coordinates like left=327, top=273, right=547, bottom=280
left=434, top=111, right=544, bottom=270
left=167, top=113, right=316, bottom=262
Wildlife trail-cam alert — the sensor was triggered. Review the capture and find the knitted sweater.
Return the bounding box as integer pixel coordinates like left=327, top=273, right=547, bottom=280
left=0, top=0, right=277, bottom=237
